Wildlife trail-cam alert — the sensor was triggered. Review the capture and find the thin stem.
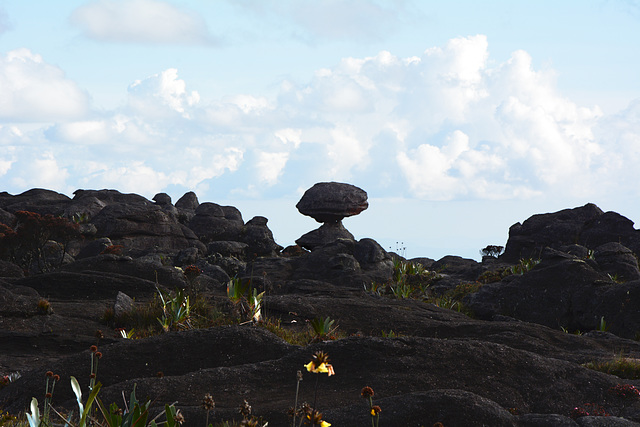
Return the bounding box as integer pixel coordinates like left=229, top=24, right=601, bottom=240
left=312, top=374, right=319, bottom=427
left=292, top=378, right=301, bottom=427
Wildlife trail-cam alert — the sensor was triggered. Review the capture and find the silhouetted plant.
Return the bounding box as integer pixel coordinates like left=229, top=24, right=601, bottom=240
left=480, top=245, right=504, bottom=258
left=1, top=211, right=80, bottom=273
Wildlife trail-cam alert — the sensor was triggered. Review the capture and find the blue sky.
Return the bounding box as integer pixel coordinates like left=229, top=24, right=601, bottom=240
left=1, top=0, right=639, bottom=260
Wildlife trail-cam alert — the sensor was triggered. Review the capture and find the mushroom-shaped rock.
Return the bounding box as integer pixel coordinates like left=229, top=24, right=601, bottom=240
left=296, top=182, right=368, bottom=223
left=153, top=193, right=172, bottom=205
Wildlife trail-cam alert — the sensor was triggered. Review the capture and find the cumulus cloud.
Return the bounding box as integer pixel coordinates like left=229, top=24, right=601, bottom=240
left=70, top=0, right=215, bottom=45
left=256, top=151, right=289, bottom=185
left=0, top=49, right=88, bottom=122
left=3, top=35, right=639, bottom=205
left=128, top=68, right=200, bottom=118
left=10, top=152, right=70, bottom=192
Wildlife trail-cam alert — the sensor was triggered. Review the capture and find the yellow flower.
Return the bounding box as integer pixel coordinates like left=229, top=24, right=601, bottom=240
left=304, top=351, right=335, bottom=376
left=320, top=421, right=331, bottom=427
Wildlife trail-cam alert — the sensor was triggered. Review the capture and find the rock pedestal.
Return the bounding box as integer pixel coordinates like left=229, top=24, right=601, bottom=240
left=295, top=182, right=368, bottom=250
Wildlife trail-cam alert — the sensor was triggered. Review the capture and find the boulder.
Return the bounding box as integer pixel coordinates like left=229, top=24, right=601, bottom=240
left=152, top=193, right=179, bottom=217
left=594, top=242, right=640, bottom=282
left=76, top=237, right=113, bottom=259
left=152, top=193, right=172, bottom=205
left=580, top=211, right=640, bottom=255
left=0, top=260, right=24, bottom=278
left=63, top=196, right=107, bottom=221
left=91, top=203, right=204, bottom=256
left=466, top=248, right=609, bottom=332
left=188, top=203, right=244, bottom=244
left=72, top=189, right=150, bottom=206
left=113, top=291, right=135, bottom=318
left=502, top=204, right=640, bottom=262
left=175, top=191, right=199, bottom=211
left=0, top=282, right=41, bottom=317
left=502, top=203, right=604, bottom=262
left=241, top=216, right=283, bottom=257
left=0, top=189, right=71, bottom=215
left=296, top=182, right=368, bottom=223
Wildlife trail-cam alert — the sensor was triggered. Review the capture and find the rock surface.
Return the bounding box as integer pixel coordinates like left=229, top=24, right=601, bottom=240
left=3, top=188, right=640, bottom=425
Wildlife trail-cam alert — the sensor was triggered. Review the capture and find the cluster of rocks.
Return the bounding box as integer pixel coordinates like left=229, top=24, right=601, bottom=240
left=2, top=187, right=640, bottom=425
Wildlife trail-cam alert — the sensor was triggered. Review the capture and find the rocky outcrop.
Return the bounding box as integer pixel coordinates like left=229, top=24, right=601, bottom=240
left=295, top=182, right=369, bottom=250
left=92, top=203, right=205, bottom=256
left=502, top=203, right=640, bottom=262
left=6, top=189, right=640, bottom=424
left=188, top=202, right=244, bottom=244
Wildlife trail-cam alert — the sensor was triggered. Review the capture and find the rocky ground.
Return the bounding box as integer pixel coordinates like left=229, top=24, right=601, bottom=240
left=2, top=186, right=640, bottom=426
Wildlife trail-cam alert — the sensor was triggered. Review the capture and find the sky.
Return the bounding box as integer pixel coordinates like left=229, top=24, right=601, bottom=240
left=0, top=0, right=639, bottom=261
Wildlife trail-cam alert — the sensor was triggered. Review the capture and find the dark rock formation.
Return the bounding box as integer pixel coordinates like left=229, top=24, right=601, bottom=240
left=5, top=190, right=640, bottom=425
left=593, top=242, right=640, bottom=282
left=295, top=182, right=369, bottom=250
left=502, top=203, right=640, bottom=262
left=296, top=220, right=355, bottom=250
left=188, top=202, right=244, bottom=243
left=296, top=182, right=368, bottom=223
left=92, top=203, right=205, bottom=256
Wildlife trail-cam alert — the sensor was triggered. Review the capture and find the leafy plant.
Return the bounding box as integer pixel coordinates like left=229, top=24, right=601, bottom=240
left=156, top=286, right=192, bottom=332
left=510, top=258, right=540, bottom=275
left=389, top=281, right=414, bottom=299
left=597, top=316, right=610, bottom=332
left=608, top=273, right=624, bottom=284
left=226, top=277, right=264, bottom=323
left=70, top=375, right=102, bottom=427
left=309, top=316, right=337, bottom=341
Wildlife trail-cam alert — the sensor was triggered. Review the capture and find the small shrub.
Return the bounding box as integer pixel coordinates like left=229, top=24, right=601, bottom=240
left=37, top=298, right=52, bottom=315
left=510, top=258, right=540, bottom=275
left=480, top=245, right=504, bottom=258
left=309, top=316, right=338, bottom=342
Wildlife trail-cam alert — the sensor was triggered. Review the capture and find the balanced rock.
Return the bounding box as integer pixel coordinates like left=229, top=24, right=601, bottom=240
left=296, top=182, right=368, bottom=223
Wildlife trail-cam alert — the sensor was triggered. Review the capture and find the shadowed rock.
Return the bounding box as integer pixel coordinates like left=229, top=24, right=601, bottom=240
left=296, top=182, right=368, bottom=223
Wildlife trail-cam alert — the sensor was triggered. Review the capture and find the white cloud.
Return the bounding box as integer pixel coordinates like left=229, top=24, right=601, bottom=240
left=0, top=49, right=88, bottom=122
left=10, top=152, right=70, bottom=192
left=129, top=68, right=200, bottom=118
left=256, top=151, right=289, bottom=185
left=71, top=0, right=215, bottom=45
left=3, top=36, right=639, bottom=207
